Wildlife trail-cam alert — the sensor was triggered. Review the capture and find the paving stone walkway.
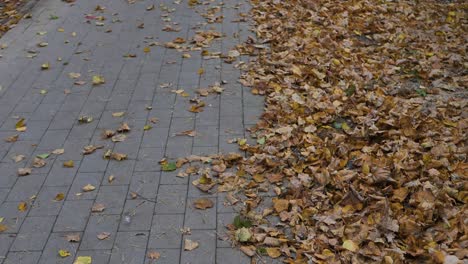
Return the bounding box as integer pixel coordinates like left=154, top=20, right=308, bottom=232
left=0, top=0, right=263, bottom=263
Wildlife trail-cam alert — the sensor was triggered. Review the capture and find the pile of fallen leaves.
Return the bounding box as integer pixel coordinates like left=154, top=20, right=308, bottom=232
left=0, top=0, right=31, bottom=37
left=179, top=0, right=467, bottom=263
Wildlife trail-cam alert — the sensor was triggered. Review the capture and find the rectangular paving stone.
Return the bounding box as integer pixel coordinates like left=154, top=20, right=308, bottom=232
left=135, top=148, right=165, bottom=172
left=144, top=248, right=180, bottom=264
left=44, top=159, right=80, bottom=187
left=154, top=185, right=187, bottom=214
left=67, top=172, right=103, bottom=200
left=104, top=159, right=136, bottom=185
left=53, top=200, right=93, bottom=232
left=78, top=153, right=109, bottom=173
left=184, top=197, right=217, bottom=230
left=3, top=251, right=42, bottom=264
left=10, top=216, right=55, bottom=251
left=94, top=185, right=128, bottom=215
left=0, top=235, right=15, bottom=261
left=148, top=214, right=184, bottom=249
left=6, top=173, right=46, bottom=202
left=109, top=231, right=148, bottom=264
left=159, top=170, right=188, bottom=185
left=80, top=215, right=120, bottom=250
left=0, top=202, right=29, bottom=234
left=73, top=250, right=111, bottom=264
left=181, top=230, right=217, bottom=264
left=129, top=172, right=159, bottom=200
left=29, top=186, right=69, bottom=216
left=119, top=200, right=154, bottom=231
left=38, top=232, right=81, bottom=264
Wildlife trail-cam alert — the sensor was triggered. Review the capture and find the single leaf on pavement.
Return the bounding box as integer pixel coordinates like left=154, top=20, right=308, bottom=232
left=18, top=168, right=32, bottom=176
left=63, top=160, right=74, bottom=168
left=59, top=249, right=70, bottom=258
left=193, top=198, right=214, bottom=210
left=97, top=232, right=110, bottom=240
left=184, top=239, right=199, bottom=251
left=147, top=251, right=160, bottom=260
left=82, top=184, right=96, bottom=192
left=91, top=203, right=106, bottom=212
left=54, top=193, right=65, bottom=201
left=66, top=233, right=81, bottom=242
left=162, top=162, right=177, bottom=171
left=74, top=256, right=91, bottom=264
left=18, top=201, right=27, bottom=212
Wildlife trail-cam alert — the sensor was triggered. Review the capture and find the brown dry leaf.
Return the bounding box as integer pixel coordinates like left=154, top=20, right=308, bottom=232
left=176, top=130, right=197, bottom=137
left=15, top=118, right=26, bottom=132
left=117, top=123, right=131, bottom=133
left=0, top=224, right=8, bottom=232
left=82, top=184, right=96, bottom=192
left=111, top=134, right=126, bottom=142
left=240, top=245, right=256, bottom=257
left=12, top=154, right=26, bottom=163
left=91, top=203, right=106, bottom=212
left=4, top=134, right=19, bottom=142
left=112, top=112, right=125, bottom=117
left=82, top=145, right=104, bottom=155
left=52, top=149, right=65, bottom=155
left=193, top=198, right=214, bottom=210
left=17, top=168, right=32, bottom=176
left=266, top=247, right=281, bottom=258
left=108, top=175, right=115, bottom=183
left=147, top=251, right=160, bottom=260
left=184, top=239, right=199, bottom=251
left=97, top=232, right=110, bottom=240
left=32, top=157, right=46, bottom=168
left=272, top=199, right=289, bottom=213
left=102, top=130, right=116, bottom=138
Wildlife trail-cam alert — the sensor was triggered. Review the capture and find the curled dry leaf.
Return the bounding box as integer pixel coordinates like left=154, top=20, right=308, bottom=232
left=17, top=201, right=27, bottom=212
left=32, top=157, right=46, bottom=168
left=4, top=134, right=19, bottom=142
left=63, top=160, right=74, bottom=168
left=54, top=193, right=65, bottom=201
left=82, top=145, right=104, bottom=155
left=91, top=203, right=106, bottom=212
left=147, top=251, right=160, bottom=260
left=176, top=130, right=197, bottom=137
left=117, top=123, right=131, bottom=133
left=97, top=232, right=110, bottom=240
left=17, top=168, right=32, bottom=176
left=193, top=198, right=214, bottom=210
left=108, top=175, right=115, bottom=183
left=82, top=184, right=96, bottom=192
left=184, top=239, right=199, bottom=251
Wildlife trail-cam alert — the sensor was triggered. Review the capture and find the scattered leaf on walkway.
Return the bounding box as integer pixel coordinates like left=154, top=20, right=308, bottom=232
left=32, top=157, right=46, bottom=168
left=0, top=224, right=7, bottom=232
left=63, top=160, right=74, bottom=168
left=4, top=134, right=19, bottom=142
left=15, top=118, right=26, bottom=132
left=176, top=130, right=196, bottom=137
left=92, top=75, right=105, bottom=85
left=54, top=193, right=65, bottom=201
left=147, top=251, right=160, bottom=260
left=112, top=112, right=125, bottom=117
left=266, top=247, right=281, bottom=258
left=74, top=256, right=91, bottom=264
left=143, top=125, right=152, bottom=131
left=97, top=232, right=110, bottom=240
left=12, top=155, right=25, bottom=163
left=184, top=239, right=199, bottom=251
left=36, top=153, right=50, bottom=159
left=18, top=168, right=31, bottom=176
left=117, top=123, right=130, bottom=133
left=111, top=134, right=126, bottom=142
left=161, top=162, right=176, bottom=171
left=78, top=116, right=93, bottom=124
left=82, top=184, right=96, bottom=192
left=108, top=175, right=115, bottom=183
left=193, top=198, right=213, bottom=210
left=91, top=203, right=106, bottom=212
left=83, top=145, right=104, bottom=155
left=18, top=201, right=27, bottom=211
left=58, top=249, right=70, bottom=258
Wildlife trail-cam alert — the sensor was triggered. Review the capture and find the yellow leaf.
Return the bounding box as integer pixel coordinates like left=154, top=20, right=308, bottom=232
left=0, top=224, right=7, bottom=232
left=41, top=63, right=50, bottom=70
left=266, top=247, right=281, bottom=258
left=63, top=160, right=74, bottom=168
left=18, top=201, right=27, bottom=212
left=92, top=75, right=105, bottom=85
left=143, top=46, right=151, bottom=53
left=112, top=112, right=125, bottom=117
left=74, top=256, right=92, bottom=264
left=143, top=125, right=153, bottom=131
left=198, top=68, right=204, bottom=75
left=54, top=193, right=65, bottom=201
left=59, top=249, right=71, bottom=258
left=15, top=118, right=26, bottom=132
left=342, top=240, right=359, bottom=252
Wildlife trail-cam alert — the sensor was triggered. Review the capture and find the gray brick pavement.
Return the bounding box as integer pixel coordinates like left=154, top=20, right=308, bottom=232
left=0, top=0, right=261, bottom=263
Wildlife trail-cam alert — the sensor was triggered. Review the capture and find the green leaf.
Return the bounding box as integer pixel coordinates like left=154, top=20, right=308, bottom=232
left=161, top=162, right=176, bottom=171
left=257, top=137, right=265, bottom=145
left=415, top=88, right=427, bottom=97
left=36, top=153, right=50, bottom=159
left=345, top=85, right=356, bottom=96
left=233, top=215, right=252, bottom=228
left=49, top=15, right=59, bottom=20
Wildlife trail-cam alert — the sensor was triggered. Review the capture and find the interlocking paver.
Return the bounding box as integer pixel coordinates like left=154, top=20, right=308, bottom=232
left=0, top=0, right=259, bottom=262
